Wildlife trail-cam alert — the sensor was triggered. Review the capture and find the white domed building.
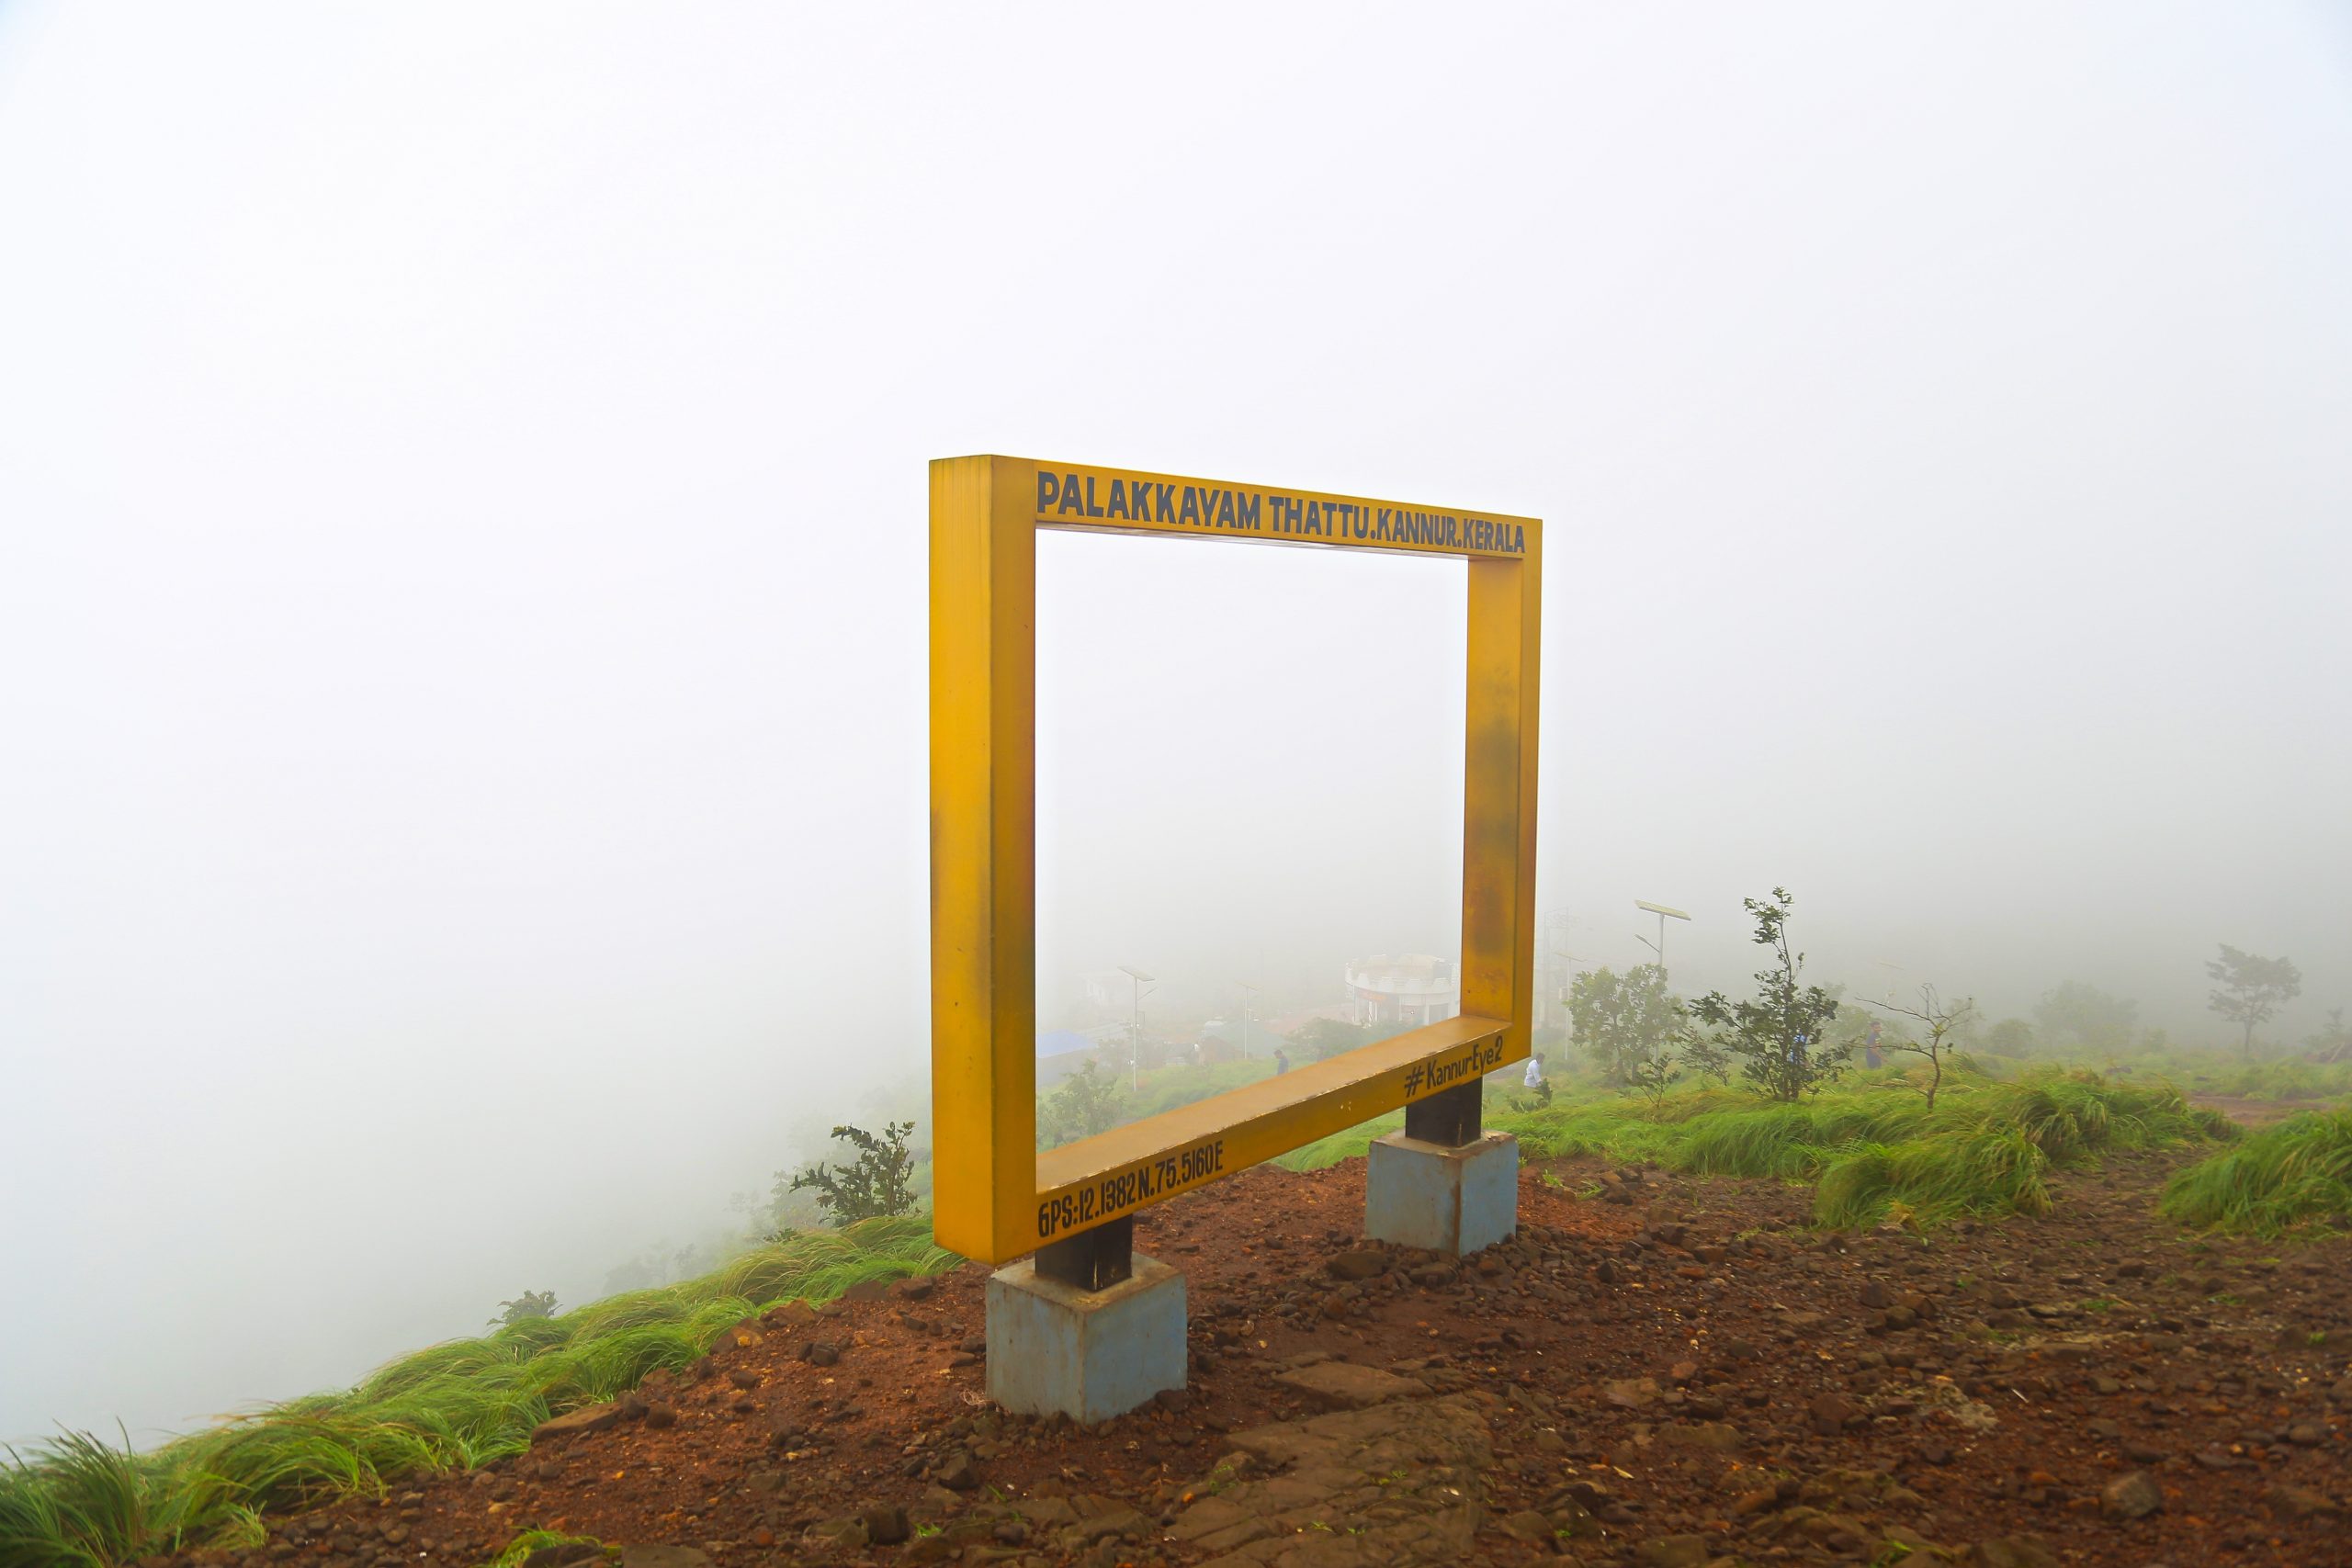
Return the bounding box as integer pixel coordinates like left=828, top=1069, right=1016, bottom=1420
left=1342, top=953, right=1460, bottom=1029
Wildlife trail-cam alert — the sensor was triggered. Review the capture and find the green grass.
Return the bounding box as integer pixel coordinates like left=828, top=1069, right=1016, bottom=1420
left=0, top=1217, right=956, bottom=1568
left=2158, top=1110, right=2352, bottom=1236
left=1123, top=1058, right=1276, bottom=1120
left=1281, top=1067, right=2223, bottom=1230
left=1275, top=1111, right=1408, bottom=1171
left=2095, top=1052, right=2352, bottom=1104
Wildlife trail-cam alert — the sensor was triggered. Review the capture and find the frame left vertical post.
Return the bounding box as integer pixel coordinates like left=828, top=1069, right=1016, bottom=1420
left=930, top=455, right=1038, bottom=1264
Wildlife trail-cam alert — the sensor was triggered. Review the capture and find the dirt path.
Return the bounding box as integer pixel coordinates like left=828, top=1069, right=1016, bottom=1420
left=213, top=1149, right=2348, bottom=1568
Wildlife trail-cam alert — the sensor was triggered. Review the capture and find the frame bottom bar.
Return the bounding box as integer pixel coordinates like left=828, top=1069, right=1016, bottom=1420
left=1021, top=1013, right=1519, bottom=1261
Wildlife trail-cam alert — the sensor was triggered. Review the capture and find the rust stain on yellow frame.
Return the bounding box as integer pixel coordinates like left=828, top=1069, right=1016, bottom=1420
left=931, top=456, right=1541, bottom=1265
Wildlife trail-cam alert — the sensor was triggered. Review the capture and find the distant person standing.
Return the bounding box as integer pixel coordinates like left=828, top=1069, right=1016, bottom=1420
left=1864, top=1021, right=1884, bottom=1070
left=1273, top=1045, right=1290, bottom=1076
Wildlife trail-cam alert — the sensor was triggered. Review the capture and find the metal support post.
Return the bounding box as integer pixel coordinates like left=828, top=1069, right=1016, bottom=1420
left=1034, top=1215, right=1135, bottom=1292
left=1404, top=1080, right=1483, bottom=1147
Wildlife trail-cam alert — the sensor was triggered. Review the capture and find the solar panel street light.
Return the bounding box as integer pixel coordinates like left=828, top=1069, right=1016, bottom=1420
left=1634, top=900, right=1692, bottom=974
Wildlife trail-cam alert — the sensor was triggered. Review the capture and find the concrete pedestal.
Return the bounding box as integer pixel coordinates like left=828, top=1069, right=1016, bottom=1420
left=985, top=1253, right=1186, bottom=1423
left=1364, top=1131, right=1518, bottom=1256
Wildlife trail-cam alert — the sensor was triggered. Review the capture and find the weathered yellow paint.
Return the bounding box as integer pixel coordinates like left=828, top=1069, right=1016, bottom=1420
left=1461, top=544, right=1543, bottom=1065
left=931, top=455, right=1542, bottom=1265
left=928, top=457, right=1040, bottom=1261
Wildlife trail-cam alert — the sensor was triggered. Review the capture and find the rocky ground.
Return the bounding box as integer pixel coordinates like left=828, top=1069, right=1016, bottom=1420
left=197, top=1145, right=2348, bottom=1568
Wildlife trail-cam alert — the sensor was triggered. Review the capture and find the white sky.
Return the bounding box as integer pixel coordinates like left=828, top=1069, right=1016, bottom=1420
left=3, top=2, right=2347, bottom=1443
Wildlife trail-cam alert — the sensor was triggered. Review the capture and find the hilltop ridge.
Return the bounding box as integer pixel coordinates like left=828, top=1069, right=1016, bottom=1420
left=96, top=1145, right=2352, bottom=1568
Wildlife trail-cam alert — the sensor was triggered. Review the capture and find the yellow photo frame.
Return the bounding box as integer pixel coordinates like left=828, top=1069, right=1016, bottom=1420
left=930, top=456, right=1541, bottom=1265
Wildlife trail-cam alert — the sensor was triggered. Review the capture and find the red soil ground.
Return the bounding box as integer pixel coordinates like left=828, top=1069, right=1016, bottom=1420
left=190, top=1150, right=2348, bottom=1568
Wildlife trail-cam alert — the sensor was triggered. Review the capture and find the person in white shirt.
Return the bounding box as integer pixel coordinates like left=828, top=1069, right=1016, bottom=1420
left=1519, top=1051, right=1552, bottom=1108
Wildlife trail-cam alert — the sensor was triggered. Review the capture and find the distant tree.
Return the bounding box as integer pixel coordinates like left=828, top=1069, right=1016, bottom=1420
left=1863, top=984, right=1977, bottom=1111
left=1690, top=888, right=1848, bottom=1102
left=1566, top=964, right=1687, bottom=1086
left=1983, top=1017, right=2037, bottom=1057
left=492, top=1290, right=558, bottom=1326
left=2207, top=945, right=2303, bottom=1057
left=1037, top=1058, right=1125, bottom=1147
left=2307, top=1007, right=2351, bottom=1064
left=2033, top=981, right=2139, bottom=1055
left=783, top=1122, right=919, bottom=1224
left=1679, top=1033, right=1734, bottom=1089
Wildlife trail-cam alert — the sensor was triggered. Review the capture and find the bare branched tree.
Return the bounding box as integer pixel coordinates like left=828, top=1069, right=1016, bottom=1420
left=1861, top=984, right=1977, bottom=1110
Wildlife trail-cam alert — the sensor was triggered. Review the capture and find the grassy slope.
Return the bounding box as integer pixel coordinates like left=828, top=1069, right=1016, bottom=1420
left=2159, top=1109, right=2352, bottom=1235
left=0, top=1219, right=955, bottom=1568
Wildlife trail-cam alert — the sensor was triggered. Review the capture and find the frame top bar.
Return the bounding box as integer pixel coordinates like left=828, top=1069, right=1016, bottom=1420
left=956, top=455, right=1538, bottom=561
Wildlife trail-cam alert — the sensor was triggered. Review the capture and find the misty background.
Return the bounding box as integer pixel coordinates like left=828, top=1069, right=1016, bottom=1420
left=3, top=3, right=2347, bottom=1445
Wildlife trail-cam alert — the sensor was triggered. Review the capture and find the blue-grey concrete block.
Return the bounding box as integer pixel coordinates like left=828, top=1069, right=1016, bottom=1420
left=985, top=1254, right=1186, bottom=1424
left=1364, top=1131, right=1519, bottom=1256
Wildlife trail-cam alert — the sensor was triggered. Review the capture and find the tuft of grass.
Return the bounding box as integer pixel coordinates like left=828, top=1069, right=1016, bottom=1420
left=2158, top=1110, right=2352, bottom=1236
left=0, top=1218, right=956, bottom=1568
left=481, top=1530, right=606, bottom=1568
left=1812, top=1076, right=2220, bottom=1229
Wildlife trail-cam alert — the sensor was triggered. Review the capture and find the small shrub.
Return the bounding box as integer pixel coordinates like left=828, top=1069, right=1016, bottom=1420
left=786, top=1122, right=920, bottom=1224
left=490, top=1292, right=558, bottom=1327
left=1689, top=888, right=1848, bottom=1101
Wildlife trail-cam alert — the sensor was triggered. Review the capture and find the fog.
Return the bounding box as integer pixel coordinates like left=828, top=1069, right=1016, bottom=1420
left=3, top=3, right=2347, bottom=1445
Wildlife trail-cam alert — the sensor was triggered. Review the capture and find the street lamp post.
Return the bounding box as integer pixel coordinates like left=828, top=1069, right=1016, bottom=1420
left=1634, top=900, right=1691, bottom=976
left=1119, top=965, right=1156, bottom=1091
left=1234, top=980, right=1259, bottom=1061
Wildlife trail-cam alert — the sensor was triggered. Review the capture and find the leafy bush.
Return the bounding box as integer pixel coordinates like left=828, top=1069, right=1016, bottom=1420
left=786, top=1122, right=919, bottom=1224
left=490, top=1292, right=558, bottom=1327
